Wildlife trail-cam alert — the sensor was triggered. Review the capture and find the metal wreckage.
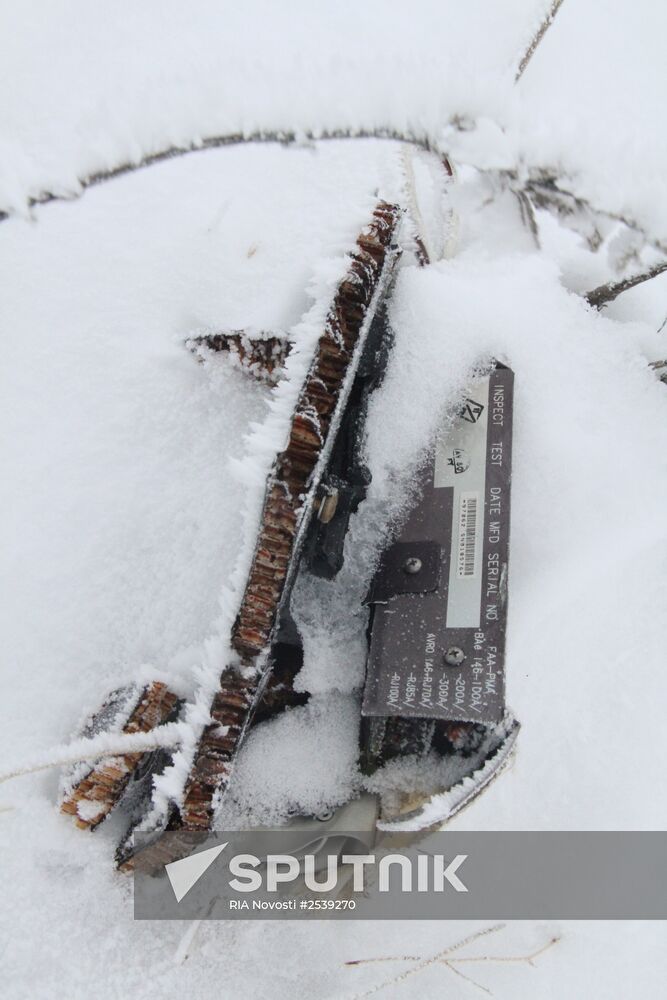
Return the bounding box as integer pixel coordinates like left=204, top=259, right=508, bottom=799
left=58, top=137, right=664, bottom=872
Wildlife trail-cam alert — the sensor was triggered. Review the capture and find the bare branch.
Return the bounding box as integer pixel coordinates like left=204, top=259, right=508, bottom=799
left=522, top=170, right=667, bottom=257
left=516, top=0, right=567, bottom=83
left=6, top=120, right=667, bottom=272
left=346, top=926, right=559, bottom=999
left=346, top=923, right=506, bottom=969
left=347, top=943, right=472, bottom=1000
left=400, top=146, right=432, bottom=265
left=443, top=960, right=492, bottom=995
left=0, top=721, right=186, bottom=785
left=585, top=260, right=667, bottom=309
left=0, top=128, right=439, bottom=224
left=451, top=936, right=561, bottom=967
left=649, top=359, right=667, bottom=385
left=514, top=188, right=541, bottom=248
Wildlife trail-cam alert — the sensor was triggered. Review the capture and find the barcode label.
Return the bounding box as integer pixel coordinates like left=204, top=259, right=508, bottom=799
left=457, top=492, right=480, bottom=578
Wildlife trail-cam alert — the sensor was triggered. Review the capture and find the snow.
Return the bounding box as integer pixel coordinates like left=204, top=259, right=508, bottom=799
left=0, top=0, right=530, bottom=214
left=377, top=251, right=667, bottom=832
left=223, top=694, right=363, bottom=827
left=2, top=0, right=666, bottom=242
left=514, top=0, right=667, bottom=239
left=1, top=719, right=185, bottom=791
left=0, top=139, right=402, bottom=762
left=2, top=2, right=667, bottom=998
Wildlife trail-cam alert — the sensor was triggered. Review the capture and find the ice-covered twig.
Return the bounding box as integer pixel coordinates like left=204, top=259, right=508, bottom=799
left=347, top=924, right=505, bottom=997
left=516, top=171, right=667, bottom=257
left=450, top=935, right=560, bottom=967
left=0, top=128, right=438, bottom=223
left=400, top=146, right=431, bottom=265
left=173, top=919, right=203, bottom=965
left=515, top=0, right=566, bottom=83
left=0, top=721, right=187, bottom=785
left=346, top=925, right=560, bottom=998
left=585, top=260, right=667, bottom=309
left=346, top=923, right=505, bottom=968
left=6, top=121, right=666, bottom=271
left=649, top=359, right=667, bottom=385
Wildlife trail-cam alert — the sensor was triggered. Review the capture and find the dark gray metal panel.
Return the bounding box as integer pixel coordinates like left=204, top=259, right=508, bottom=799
left=367, top=540, right=442, bottom=602
left=362, top=365, right=514, bottom=724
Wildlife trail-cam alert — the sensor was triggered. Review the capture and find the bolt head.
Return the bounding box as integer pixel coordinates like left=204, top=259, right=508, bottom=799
left=444, top=646, right=465, bottom=667
left=402, top=556, right=423, bottom=575
left=318, top=489, right=339, bottom=524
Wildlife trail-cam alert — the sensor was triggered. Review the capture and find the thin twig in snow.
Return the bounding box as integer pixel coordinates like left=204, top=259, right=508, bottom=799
left=347, top=942, right=472, bottom=999
left=451, top=935, right=561, bottom=967
left=400, top=146, right=432, bottom=265
left=0, top=128, right=438, bottom=224
left=174, top=920, right=203, bottom=965
left=346, top=925, right=560, bottom=999
left=346, top=924, right=504, bottom=998
left=442, top=959, right=493, bottom=995
left=5, top=123, right=666, bottom=266
left=649, top=359, right=667, bottom=385
left=0, top=720, right=186, bottom=784
left=515, top=0, right=567, bottom=83
left=345, top=922, right=505, bottom=968
left=522, top=171, right=667, bottom=257
left=585, top=260, right=667, bottom=308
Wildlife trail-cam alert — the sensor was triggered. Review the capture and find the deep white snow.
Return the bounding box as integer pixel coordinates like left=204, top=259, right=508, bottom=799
left=2, top=2, right=667, bottom=999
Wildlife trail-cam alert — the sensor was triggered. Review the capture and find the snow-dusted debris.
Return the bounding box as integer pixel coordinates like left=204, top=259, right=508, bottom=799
left=3, top=3, right=667, bottom=995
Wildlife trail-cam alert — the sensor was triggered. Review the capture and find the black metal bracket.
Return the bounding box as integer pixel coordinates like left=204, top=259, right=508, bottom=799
left=303, top=301, right=394, bottom=579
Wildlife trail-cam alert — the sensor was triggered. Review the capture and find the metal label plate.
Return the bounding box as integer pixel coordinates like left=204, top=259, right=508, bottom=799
left=362, top=365, right=514, bottom=723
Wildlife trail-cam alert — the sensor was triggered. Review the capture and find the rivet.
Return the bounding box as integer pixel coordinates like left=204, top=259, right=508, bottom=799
left=444, top=646, right=465, bottom=667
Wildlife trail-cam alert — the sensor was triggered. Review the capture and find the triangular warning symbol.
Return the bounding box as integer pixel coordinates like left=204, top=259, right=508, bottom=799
left=165, top=842, right=227, bottom=902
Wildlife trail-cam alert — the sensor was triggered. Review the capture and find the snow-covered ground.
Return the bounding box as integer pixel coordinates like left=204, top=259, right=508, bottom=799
left=2, top=3, right=667, bottom=998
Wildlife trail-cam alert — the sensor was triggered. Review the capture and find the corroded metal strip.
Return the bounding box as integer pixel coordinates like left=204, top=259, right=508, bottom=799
left=233, top=203, right=400, bottom=659
left=180, top=202, right=401, bottom=830
left=114, top=657, right=308, bottom=871
left=60, top=682, right=181, bottom=830
left=188, top=331, right=291, bottom=384
left=377, top=715, right=520, bottom=830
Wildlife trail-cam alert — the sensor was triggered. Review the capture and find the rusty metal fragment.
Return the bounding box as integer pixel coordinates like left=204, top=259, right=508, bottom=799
left=60, top=682, right=181, bottom=830
left=187, top=331, right=291, bottom=384
left=179, top=201, right=402, bottom=831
